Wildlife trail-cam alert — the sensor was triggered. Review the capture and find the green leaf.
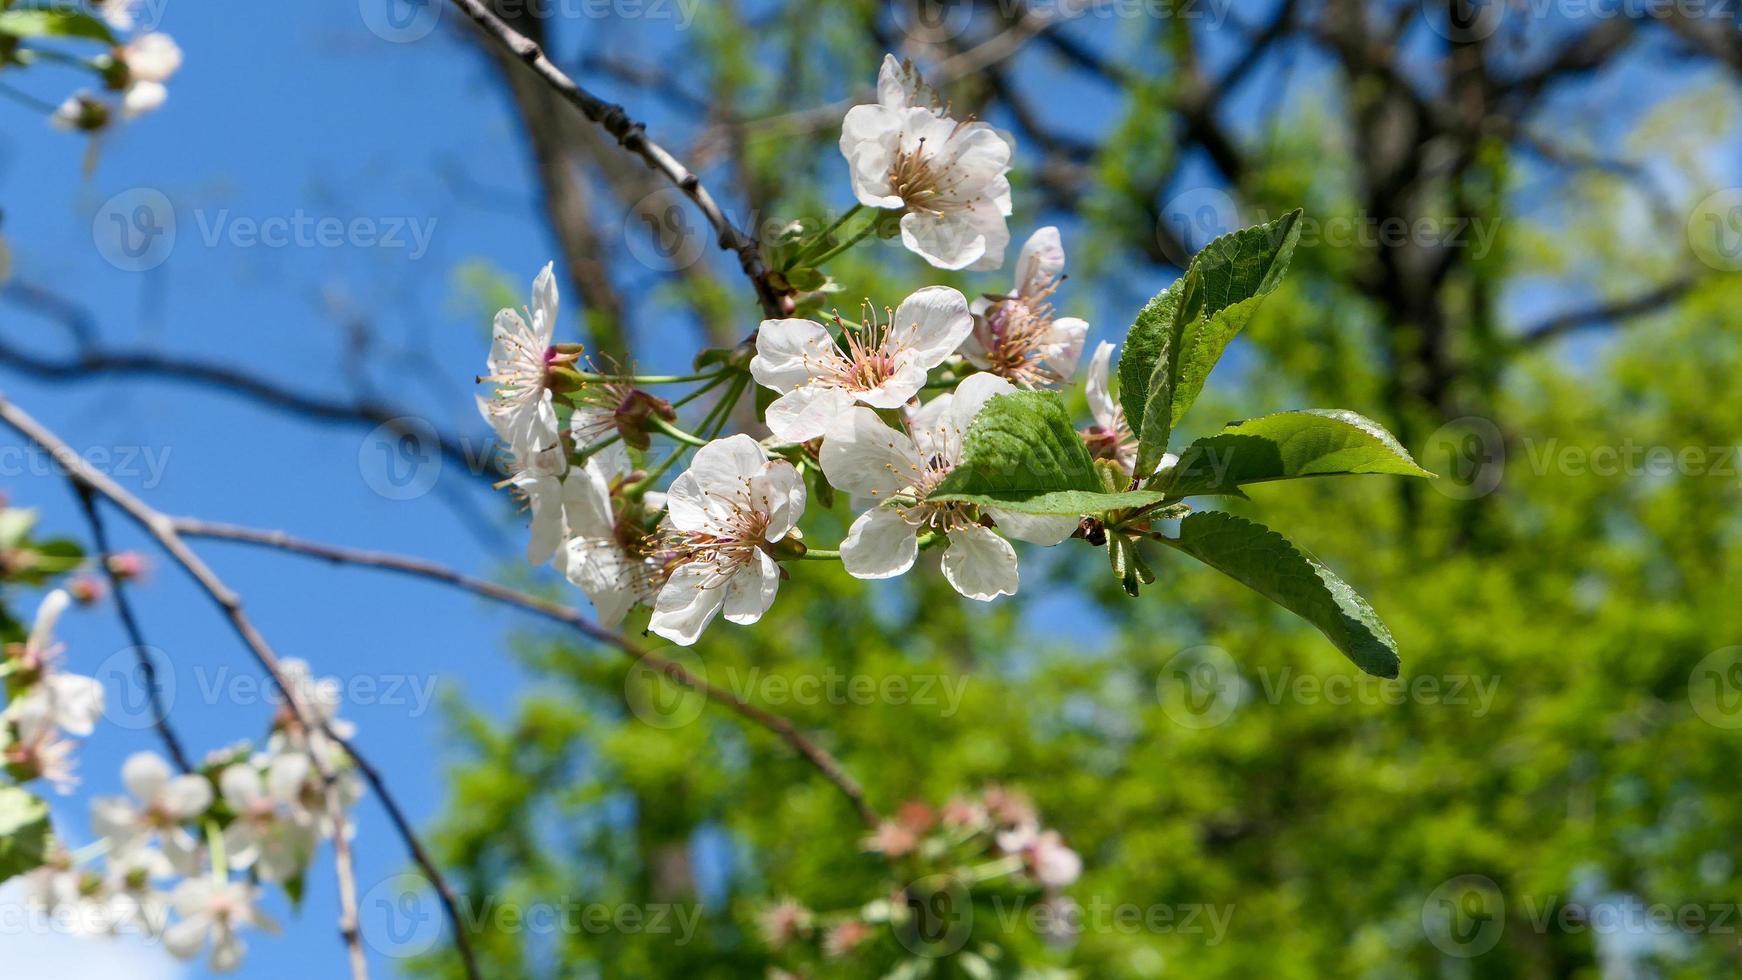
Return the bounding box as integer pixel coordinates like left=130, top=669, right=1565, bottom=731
left=0, top=786, right=53, bottom=885
left=1163, top=409, right=1435, bottom=496
left=1162, top=511, right=1401, bottom=677
left=1121, top=210, right=1303, bottom=476
left=0, top=9, right=116, bottom=42
left=927, top=390, right=1167, bottom=515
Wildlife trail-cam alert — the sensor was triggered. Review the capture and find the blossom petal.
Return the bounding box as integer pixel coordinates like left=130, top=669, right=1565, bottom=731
left=819, top=407, right=922, bottom=500
left=900, top=210, right=986, bottom=271
left=941, top=524, right=1018, bottom=601
left=123, top=751, right=171, bottom=803
left=945, top=373, right=1017, bottom=445
left=855, top=359, right=928, bottom=410
left=751, top=317, right=836, bottom=394
left=219, top=765, right=263, bottom=810
left=560, top=537, right=642, bottom=627
left=1015, top=226, right=1065, bottom=297
left=758, top=460, right=807, bottom=541
left=1085, top=341, right=1118, bottom=431
left=665, top=434, right=768, bottom=532
left=988, top=509, right=1079, bottom=546
left=529, top=261, right=559, bottom=343
left=162, top=774, right=214, bottom=819
left=764, top=385, right=856, bottom=444
left=649, top=562, right=729, bottom=646
left=723, top=550, right=780, bottom=625
left=892, top=286, right=974, bottom=366
left=1044, top=316, right=1089, bottom=381
left=841, top=507, right=918, bottom=579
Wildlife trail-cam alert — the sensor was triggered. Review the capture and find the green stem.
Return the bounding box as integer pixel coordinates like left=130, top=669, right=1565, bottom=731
left=806, top=219, right=879, bottom=267
left=648, top=415, right=709, bottom=448
left=671, top=372, right=732, bottom=408
left=793, top=204, right=863, bottom=262
left=205, top=819, right=227, bottom=884
left=795, top=548, right=841, bottom=561
left=0, top=82, right=59, bottom=116
left=573, top=369, right=725, bottom=385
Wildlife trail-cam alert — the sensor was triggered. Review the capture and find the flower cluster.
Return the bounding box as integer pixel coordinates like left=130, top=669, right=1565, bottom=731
left=3, top=590, right=103, bottom=793
left=40, top=15, right=184, bottom=132
left=478, top=55, right=1133, bottom=647
left=18, top=654, right=364, bottom=974
left=761, top=785, right=1082, bottom=974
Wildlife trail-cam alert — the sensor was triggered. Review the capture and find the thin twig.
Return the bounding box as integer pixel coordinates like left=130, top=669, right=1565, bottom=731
left=0, top=393, right=480, bottom=980
left=448, top=0, right=785, bottom=319
left=173, top=518, right=881, bottom=828
left=69, top=484, right=196, bottom=774
left=325, top=783, right=369, bottom=980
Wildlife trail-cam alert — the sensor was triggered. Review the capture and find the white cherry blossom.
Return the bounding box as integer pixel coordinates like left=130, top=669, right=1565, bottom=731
left=840, top=54, right=1014, bottom=271
left=1082, top=341, right=1138, bottom=472
left=219, top=755, right=319, bottom=883
left=5, top=700, right=80, bottom=793
left=119, top=33, right=181, bottom=118
left=556, top=444, right=657, bottom=626
left=10, top=589, right=104, bottom=736
left=961, top=227, right=1088, bottom=388
left=478, top=262, right=565, bottom=468
left=997, top=821, right=1083, bottom=889
left=819, top=374, right=1077, bottom=600
left=163, top=878, right=278, bottom=973
left=648, top=435, right=805, bottom=645
left=752, top=286, right=973, bottom=443
left=91, top=751, right=213, bottom=863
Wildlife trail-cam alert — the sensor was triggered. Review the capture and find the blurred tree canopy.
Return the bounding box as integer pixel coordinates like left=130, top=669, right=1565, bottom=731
left=387, top=1, right=1742, bottom=976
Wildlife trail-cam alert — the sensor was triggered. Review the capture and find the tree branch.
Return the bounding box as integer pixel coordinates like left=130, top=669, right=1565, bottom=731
left=1514, top=275, right=1697, bottom=348
left=70, top=484, right=195, bottom=774
left=0, top=392, right=480, bottom=980
left=171, top=517, right=881, bottom=829
left=448, top=0, right=785, bottom=319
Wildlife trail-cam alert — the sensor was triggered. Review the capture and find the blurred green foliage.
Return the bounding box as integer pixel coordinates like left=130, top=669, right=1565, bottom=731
left=417, top=7, right=1742, bottom=977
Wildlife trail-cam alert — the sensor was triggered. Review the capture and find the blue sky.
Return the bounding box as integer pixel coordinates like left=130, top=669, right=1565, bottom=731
left=1, top=1, right=1733, bottom=977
